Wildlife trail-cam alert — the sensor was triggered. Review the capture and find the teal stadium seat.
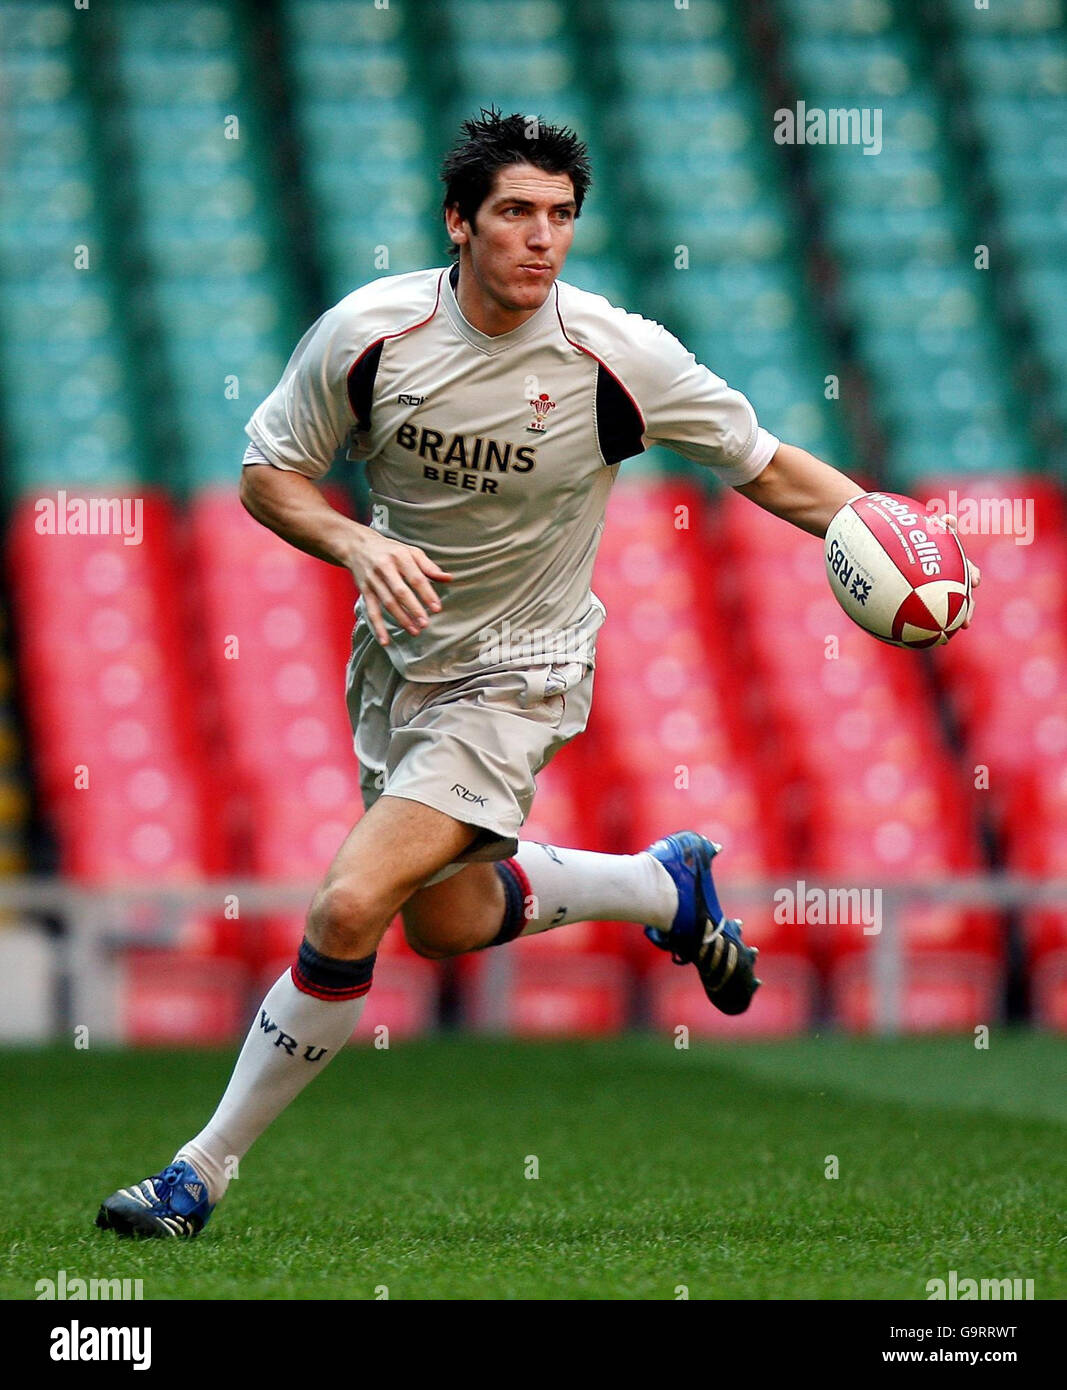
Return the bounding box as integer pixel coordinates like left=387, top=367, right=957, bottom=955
left=943, top=0, right=1063, bottom=32
left=599, top=0, right=850, bottom=465
left=779, top=0, right=1035, bottom=483
left=959, top=35, right=1067, bottom=96
left=0, top=4, right=140, bottom=492
left=952, top=14, right=1067, bottom=439
left=284, top=0, right=438, bottom=297
left=112, top=0, right=298, bottom=488
left=776, top=0, right=897, bottom=34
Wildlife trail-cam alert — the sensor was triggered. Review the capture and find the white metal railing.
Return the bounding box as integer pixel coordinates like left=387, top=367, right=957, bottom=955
left=0, top=875, right=1064, bottom=1039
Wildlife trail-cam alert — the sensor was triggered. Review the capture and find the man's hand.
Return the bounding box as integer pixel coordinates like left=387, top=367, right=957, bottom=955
left=239, top=461, right=453, bottom=645
left=941, top=513, right=981, bottom=628
left=347, top=528, right=453, bottom=645
left=736, top=442, right=980, bottom=628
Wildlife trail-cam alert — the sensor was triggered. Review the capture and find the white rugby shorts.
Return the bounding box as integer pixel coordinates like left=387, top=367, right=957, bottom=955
left=345, top=621, right=594, bottom=881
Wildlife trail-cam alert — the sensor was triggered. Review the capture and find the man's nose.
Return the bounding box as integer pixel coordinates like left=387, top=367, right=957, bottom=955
left=527, top=216, right=552, bottom=247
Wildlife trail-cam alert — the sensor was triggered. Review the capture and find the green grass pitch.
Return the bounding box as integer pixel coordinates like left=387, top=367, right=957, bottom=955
left=1, top=1032, right=1064, bottom=1300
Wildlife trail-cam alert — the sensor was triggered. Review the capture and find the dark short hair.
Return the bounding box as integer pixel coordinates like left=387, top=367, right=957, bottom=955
left=440, top=107, right=592, bottom=254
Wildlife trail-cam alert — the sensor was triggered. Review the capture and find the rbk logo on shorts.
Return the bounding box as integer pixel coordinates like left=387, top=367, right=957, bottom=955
left=451, top=783, right=488, bottom=807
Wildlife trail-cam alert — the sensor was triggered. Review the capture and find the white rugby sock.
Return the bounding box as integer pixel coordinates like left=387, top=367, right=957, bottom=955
left=176, top=968, right=367, bottom=1205
left=506, top=842, right=678, bottom=937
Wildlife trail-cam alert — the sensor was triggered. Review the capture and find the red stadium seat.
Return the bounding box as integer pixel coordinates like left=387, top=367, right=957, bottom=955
left=121, top=952, right=250, bottom=1046
left=831, top=951, right=1002, bottom=1033
left=8, top=492, right=240, bottom=1041
left=8, top=494, right=224, bottom=879
left=506, top=968, right=630, bottom=1033
left=1013, top=764, right=1067, bottom=1030
left=187, top=488, right=362, bottom=879
left=712, top=486, right=995, bottom=1030
left=1027, top=911, right=1067, bottom=1030
left=913, top=474, right=1067, bottom=1028
left=918, top=473, right=1067, bottom=830
left=589, top=478, right=813, bottom=1032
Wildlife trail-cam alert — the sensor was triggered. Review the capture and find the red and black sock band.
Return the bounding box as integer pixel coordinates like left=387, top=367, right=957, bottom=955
left=486, top=857, right=533, bottom=948
left=292, top=939, right=376, bottom=1001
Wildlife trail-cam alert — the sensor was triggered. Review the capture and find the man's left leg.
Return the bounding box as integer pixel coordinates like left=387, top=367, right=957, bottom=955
left=402, top=843, right=678, bottom=957
left=389, top=661, right=760, bottom=1013
left=401, top=836, right=761, bottom=1016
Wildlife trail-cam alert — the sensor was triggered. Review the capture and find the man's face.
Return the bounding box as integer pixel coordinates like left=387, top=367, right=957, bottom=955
left=447, top=162, right=577, bottom=321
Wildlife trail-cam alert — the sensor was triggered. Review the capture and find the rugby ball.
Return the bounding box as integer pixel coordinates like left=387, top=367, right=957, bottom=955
left=825, top=492, right=972, bottom=649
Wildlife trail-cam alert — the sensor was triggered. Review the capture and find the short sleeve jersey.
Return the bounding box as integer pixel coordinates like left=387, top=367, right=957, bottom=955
left=246, top=266, right=779, bottom=681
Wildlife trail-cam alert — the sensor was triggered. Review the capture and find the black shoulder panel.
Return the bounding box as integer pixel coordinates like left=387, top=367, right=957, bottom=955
left=595, top=362, right=645, bottom=466
left=346, top=339, right=385, bottom=432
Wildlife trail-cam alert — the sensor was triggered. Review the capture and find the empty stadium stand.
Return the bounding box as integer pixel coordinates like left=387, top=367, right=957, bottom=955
left=714, top=486, right=1001, bottom=1031
left=3, top=0, right=1063, bottom=1041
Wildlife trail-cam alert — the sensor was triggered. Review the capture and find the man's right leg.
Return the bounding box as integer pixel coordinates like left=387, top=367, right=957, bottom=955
left=96, top=795, right=476, bottom=1238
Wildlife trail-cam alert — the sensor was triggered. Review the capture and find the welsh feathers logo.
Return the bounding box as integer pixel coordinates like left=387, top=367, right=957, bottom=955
left=527, top=392, right=557, bottom=433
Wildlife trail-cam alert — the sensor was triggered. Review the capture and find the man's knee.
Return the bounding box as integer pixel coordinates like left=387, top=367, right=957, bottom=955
left=307, top=877, right=389, bottom=955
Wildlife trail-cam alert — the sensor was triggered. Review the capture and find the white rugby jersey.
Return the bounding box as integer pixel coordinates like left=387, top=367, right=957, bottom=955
left=246, top=265, right=779, bottom=681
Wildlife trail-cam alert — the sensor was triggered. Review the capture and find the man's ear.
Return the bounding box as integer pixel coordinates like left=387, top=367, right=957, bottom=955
left=445, top=205, right=468, bottom=247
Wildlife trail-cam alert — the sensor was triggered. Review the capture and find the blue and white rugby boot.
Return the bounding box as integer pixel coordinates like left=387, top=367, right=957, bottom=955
left=643, top=831, right=761, bottom=1016
left=96, top=1158, right=214, bottom=1238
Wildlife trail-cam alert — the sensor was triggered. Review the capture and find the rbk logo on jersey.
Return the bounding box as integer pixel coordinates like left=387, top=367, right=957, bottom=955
left=397, top=393, right=424, bottom=406
left=527, top=392, right=557, bottom=433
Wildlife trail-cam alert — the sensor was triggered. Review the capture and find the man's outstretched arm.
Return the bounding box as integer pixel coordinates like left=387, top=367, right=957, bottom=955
left=735, top=441, right=981, bottom=611
left=734, top=441, right=864, bottom=538
left=239, top=461, right=453, bottom=645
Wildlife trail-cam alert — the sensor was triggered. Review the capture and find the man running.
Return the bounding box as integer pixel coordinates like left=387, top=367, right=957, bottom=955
left=97, top=109, right=892, bottom=1238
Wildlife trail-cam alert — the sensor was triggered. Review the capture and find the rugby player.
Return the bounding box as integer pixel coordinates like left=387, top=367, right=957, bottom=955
left=96, top=110, right=976, bottom=1238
